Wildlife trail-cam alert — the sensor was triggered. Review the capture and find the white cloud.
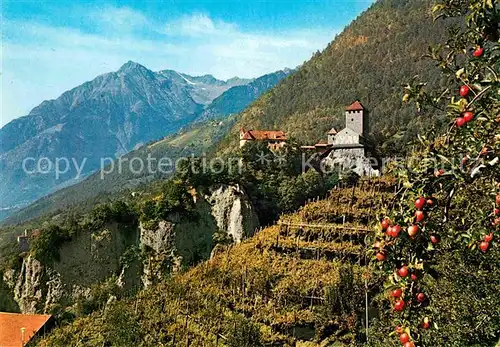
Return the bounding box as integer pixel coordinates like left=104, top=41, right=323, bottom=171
left=92, top=6, right=150, bottom=31
left=164, top=13, right=237, bottom=37
left=1, top=9, right=337, bottom=126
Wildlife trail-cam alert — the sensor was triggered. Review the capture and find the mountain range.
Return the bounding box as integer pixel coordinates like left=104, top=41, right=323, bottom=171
left=0, top=63, right=292, bottom=219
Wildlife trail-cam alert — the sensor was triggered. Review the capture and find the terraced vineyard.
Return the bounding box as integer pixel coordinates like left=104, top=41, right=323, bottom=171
left=39, top=178, right=397, bottom=346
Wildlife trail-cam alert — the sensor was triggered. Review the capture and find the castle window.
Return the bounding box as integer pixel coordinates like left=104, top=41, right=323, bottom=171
left=351, top=118, right=354, bottom=122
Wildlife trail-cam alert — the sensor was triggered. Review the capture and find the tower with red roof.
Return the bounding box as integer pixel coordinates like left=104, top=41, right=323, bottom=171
left=344, top=100, right=367, bottom=136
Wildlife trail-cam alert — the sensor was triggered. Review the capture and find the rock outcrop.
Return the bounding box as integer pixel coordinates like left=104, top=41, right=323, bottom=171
left=4, top=184, right=259, bottom=311
left=207, top=184, right=259, bottom=243
left=3, top=223, right=140, bottom=313
left=140, top=220, right=181, bottom=288
left=3, top=256, right=46, bottom=313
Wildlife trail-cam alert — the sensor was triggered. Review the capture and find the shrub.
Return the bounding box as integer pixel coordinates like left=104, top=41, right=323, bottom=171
left=224, top=315, right=263, bottom=347
left=30, top=225, right=70, bottom=263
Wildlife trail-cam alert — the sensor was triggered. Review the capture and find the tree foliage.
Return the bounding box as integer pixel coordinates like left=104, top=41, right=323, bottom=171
left=369, top=1, right=499, bottom=345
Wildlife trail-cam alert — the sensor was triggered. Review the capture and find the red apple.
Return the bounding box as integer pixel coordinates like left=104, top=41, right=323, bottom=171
left=400, top=332, right=409, bottom=343
left=484, top=233, right=494, bottom=243
left=376, top=252, right=386, bottom=261
left=391, top=225, right=401, bottom=237
left=496, top=194, right=500, bottom=206
left=391, top=288, right=403, bottom=298
left=381, top=218, right=390, bottom=230
left=385, top=225, right=393, bottom=236
left=430, top=234, right=440, bottom=244
left=495, top=208, right=499, bottom=215
left=480, top=241, right=489, bottom=253
left=459, top=85, right=470, bottom=97
left=473, top=47, right=484, bottom=57
left=415, top=197, right=425, bottom=210
left=408, top=225, right=419, bottom=237
left=435, top=169, right=444, bottom=177
left=456, top=117, right=466, bottom=127
left=416, top=292, right=425, bottom=303
left=404, top=342, right=415, bottom=347
left=398, top=266, right=409, bottom=278
left=426, top=198, right=434, bottom=206
left=463, top=111, right=474, bottom=123
left=415, top=210, right=424, bottom=222
left=394, top=299, right=405, bottom=312
left=395, top=326, right=404, bottom=334
left=423, top=317, right=431, bottom=329
left=411, top=273, right=418, bottom=281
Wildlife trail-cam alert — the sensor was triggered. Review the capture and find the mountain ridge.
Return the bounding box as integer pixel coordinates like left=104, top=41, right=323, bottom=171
left=0, top=62, right=291, bottom=220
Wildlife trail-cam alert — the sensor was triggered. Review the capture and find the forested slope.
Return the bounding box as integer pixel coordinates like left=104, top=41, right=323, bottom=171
left=217, top=0, right=455, bottom=156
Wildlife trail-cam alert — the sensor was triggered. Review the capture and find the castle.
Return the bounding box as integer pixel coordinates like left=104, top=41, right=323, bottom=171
left=238, top=101, right=378, bottom=176
left=301, top=101, right=368, bottom=158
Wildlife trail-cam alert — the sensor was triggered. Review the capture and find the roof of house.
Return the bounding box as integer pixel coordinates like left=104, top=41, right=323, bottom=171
left=327, top=127, right=338, bottom=135
left=0, top=312, right=53, bottom=347
left=345, top=101, right=364, bottom=111
left=241, top=130, right=287, bottom=141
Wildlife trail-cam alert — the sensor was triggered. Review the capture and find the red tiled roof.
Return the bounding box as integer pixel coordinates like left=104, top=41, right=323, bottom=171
left=0, top=312, right=53, bottom=347
left=241, top=131, right=254, bottom=140
left=346, top=101, right=364, bottom=111
left=241, top=130, right=287, bottom=141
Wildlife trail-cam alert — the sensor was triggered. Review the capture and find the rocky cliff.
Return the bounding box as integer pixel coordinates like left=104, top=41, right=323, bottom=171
left=207, top=184, right=259, bottom=243
left=3, top=184, right=259, bottom=312
left=3, top=222, right=140, bottom=313
left=141, top=184, right=259, bottom=287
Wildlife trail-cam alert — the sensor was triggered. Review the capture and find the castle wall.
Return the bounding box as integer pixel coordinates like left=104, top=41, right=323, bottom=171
left=329, top=148, right=365, bottom=158
left=328, top=134, right=335, bottom=144
left=333, top=128, right=361, bottom=145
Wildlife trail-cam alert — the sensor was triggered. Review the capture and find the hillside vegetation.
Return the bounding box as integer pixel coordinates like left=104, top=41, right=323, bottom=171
left=35, top=172, right=500, bottom=346
left=217, top=0, right=455, bottom=156
left=36, top=178, right=395, bottom=346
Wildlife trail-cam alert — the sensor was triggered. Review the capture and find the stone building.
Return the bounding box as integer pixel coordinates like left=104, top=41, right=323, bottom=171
left=301, top=101, right=378, bottom=176
left=16, top=229, right=40, bottom=252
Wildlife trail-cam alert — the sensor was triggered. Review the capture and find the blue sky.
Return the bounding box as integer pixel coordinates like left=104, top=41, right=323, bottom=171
left=1, top=0, right=374, bottom=126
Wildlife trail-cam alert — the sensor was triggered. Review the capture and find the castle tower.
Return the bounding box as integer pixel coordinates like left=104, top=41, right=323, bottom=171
left=345, top=101, right=367, bottom=136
